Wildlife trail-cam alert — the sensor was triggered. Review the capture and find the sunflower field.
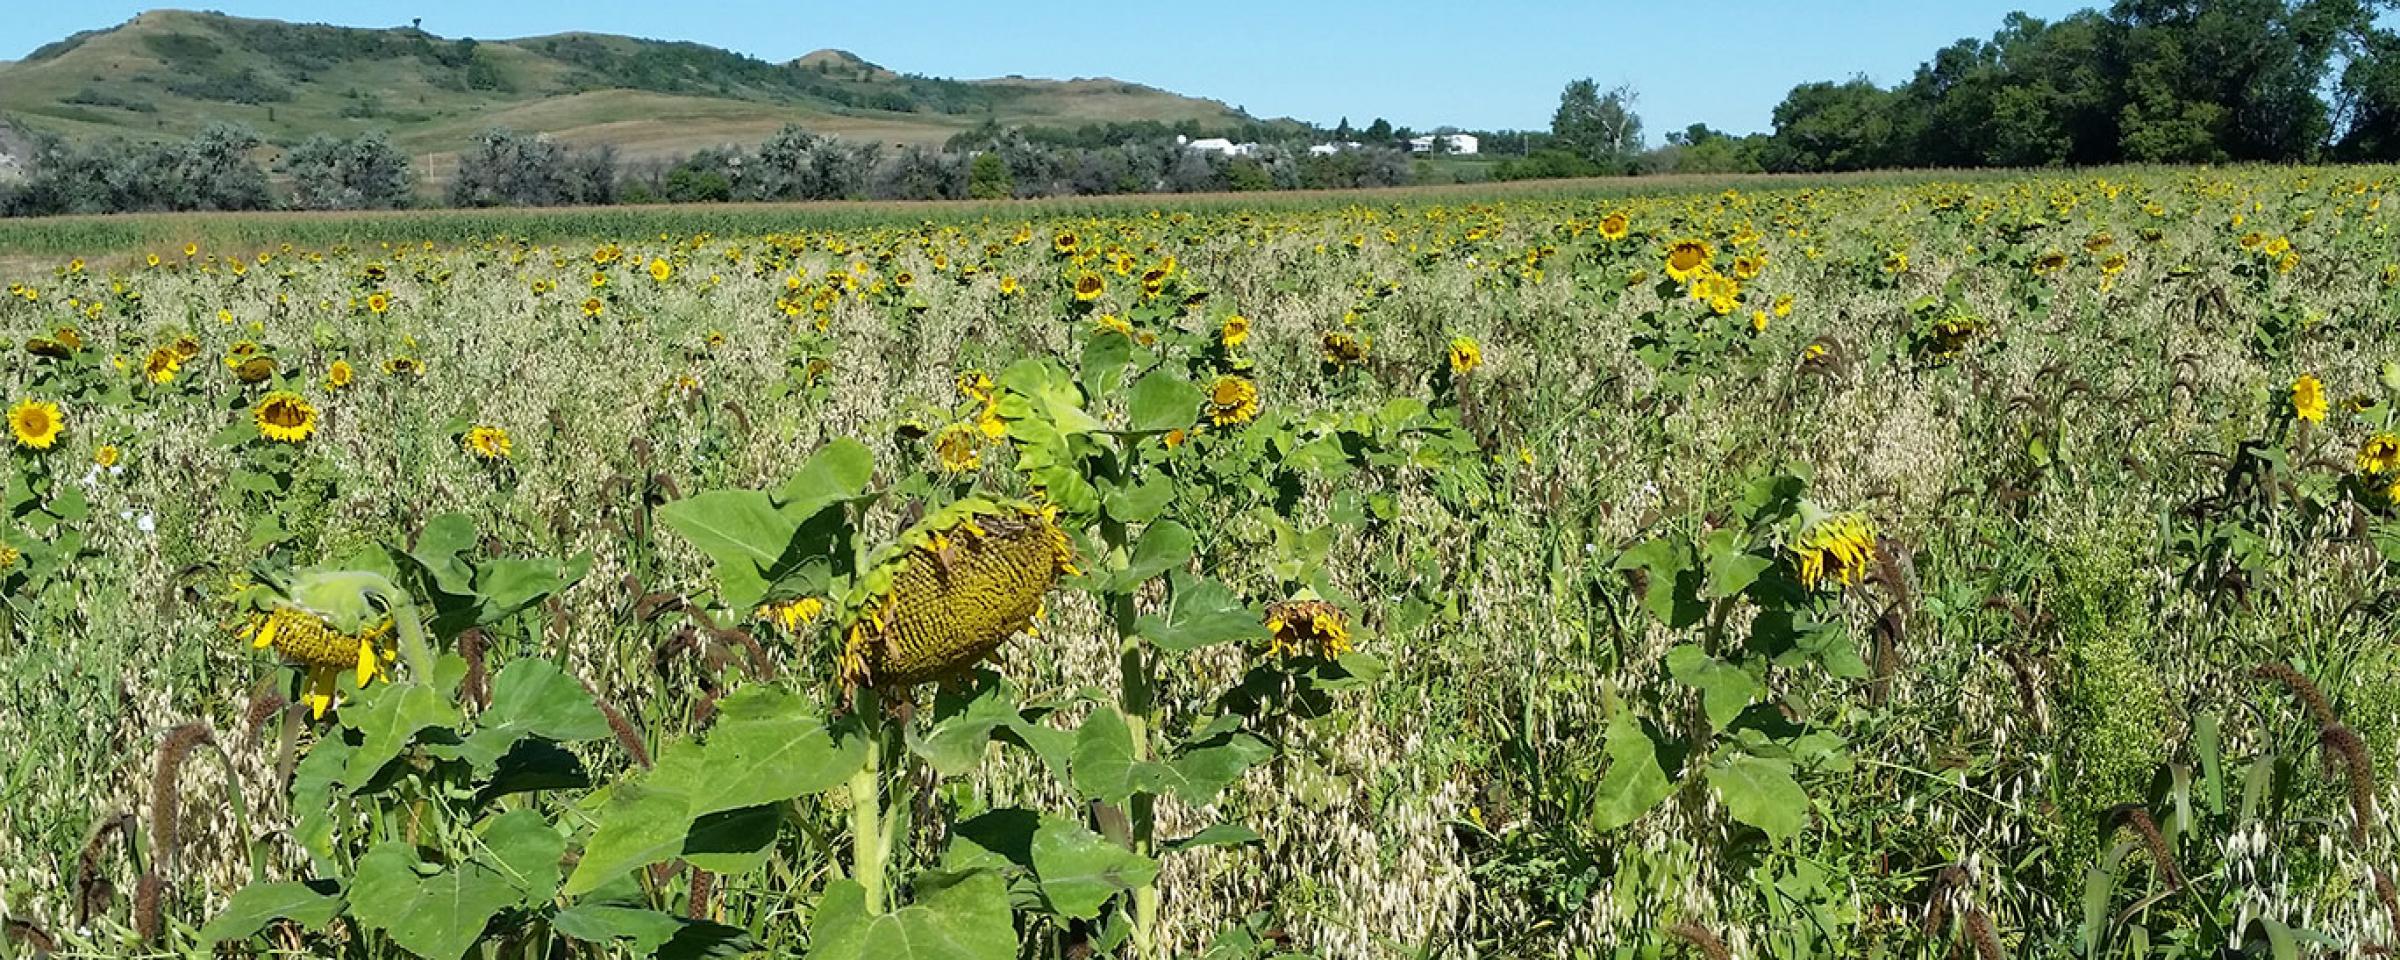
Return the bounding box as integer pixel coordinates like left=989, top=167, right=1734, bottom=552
left=5, top=168, right=2400, bottom=959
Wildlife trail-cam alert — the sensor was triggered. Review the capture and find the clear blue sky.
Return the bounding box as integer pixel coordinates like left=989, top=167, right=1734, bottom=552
left=5, top=2, right=2108, bottom=136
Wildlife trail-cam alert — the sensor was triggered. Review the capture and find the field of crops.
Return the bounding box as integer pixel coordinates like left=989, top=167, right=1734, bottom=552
left=4, top=167, right=2400, bottom=959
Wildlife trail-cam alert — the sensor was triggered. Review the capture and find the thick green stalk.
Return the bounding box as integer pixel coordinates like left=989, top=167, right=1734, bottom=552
left=849, top=689, right=887, bottom=913
left=1120, top=636, right=1163, bottom=959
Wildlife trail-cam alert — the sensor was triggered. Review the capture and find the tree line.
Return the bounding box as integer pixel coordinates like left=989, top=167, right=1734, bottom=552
left=0, top=120, right=1419, bottom=217
left=1513, top=0, right=2400, bottom=178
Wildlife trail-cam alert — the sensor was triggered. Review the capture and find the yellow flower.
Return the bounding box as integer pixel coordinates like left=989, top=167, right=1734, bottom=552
left=1052, top=232, right=1080, bottom=256
left=1097, top=314, right=1134, bottom=338
left=1205, top=374, right=1261, bottom=426
left=1883, top=250, right=1911, bottom=275
left=326, top=359, right=355, bottom=390
left=1731, top=254, right=1765, bottom=281
left=581, top=297, right=604, bottom=318
left=2359, top=433, right=2400, bottom=475
left=248, top=606, right=395, bottom=718
left=1598, top=212, right=1630, bottom=241
left=366, top=292, right=391, bottom=314
left=1665, top=238, right=1713, bottom=283
left=143, top=347, right=181, bottom=384
left=649, top=258, right=674, bottom=283
left=998, top=276, right=1023, bottom=297
left=1321, top=331, right=1366, bottom=366
left=1689, top=273, right=1741, bottom=314
left=463, top=425, right=512, bottom=461
left=2292, top=374, right=2328, bottom=423
left=9, top=400, right=64, bottom=450
left=94, top=444, right=120, bottom=468
left=384, top=356, right=425, bottom=378
left=934, top=422, right=984, bottom=473
left=1220, top=314, right=1251, bottom=349
left=1447, top=337, right=1482, bottom=376
left=254, top=391, right=318, bottom=443
left=1793, top=512, right=1877, bottom=591
left=757, top=597, right=825, bottom=633
left=1073, top=273, right=1105, bottom=302
left=1262, top=599, right=1352, bottom=658
left=1773, top=293, right=1795, bottom=318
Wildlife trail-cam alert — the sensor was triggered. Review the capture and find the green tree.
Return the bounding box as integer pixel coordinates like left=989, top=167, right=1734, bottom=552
left=968, top=151, right=1015, bottom=199
left=1551, top=79, right=1644, bottom=172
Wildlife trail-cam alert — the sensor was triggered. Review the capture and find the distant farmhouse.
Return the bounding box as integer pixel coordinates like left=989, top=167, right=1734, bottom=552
left=1180, top=136, right=1257, bottom=157
left=1408, top=134, right=1479, bottom=155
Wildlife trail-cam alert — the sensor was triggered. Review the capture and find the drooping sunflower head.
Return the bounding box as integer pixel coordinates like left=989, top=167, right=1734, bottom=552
left=463, top=425, right=512, bottom=461
left=246, top=604, right=396, bottom=718
left=1073, top=273, right=1106, bottom=302
left=1263, top=598, right=1352, bottom=659
left=2291, top=374, right=2328, bottom=424
left=1792, top=511, right=1878, bottom=592
left=2033, top=250, right=2069, bottom=275
left=9, top=399, right=64, bottom=451
left=1448, top=337, right=1483, bottom=377
left=1205, top=374, right=1261, bottom=427
left=254, top=391, right=318, bottom=443
left=384, top=356, right=425, bottom=378
left=837, top=499, right=1077, bottom=689
left=1320, top=331, right=1366, bottom=366
left=232, top=356, right=277, bottom=384
left=2359, top=433, right=2400, bottom=476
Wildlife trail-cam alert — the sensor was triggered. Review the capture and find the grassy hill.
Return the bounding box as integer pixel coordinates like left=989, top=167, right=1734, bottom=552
left=0, top=10, right=1255, bottom=174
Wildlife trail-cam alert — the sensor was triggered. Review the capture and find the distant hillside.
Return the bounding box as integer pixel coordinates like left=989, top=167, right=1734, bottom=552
left=0, top=9, right=1255, bottom=174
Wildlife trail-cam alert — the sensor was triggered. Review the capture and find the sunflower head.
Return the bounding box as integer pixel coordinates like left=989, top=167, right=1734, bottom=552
left=233, top=356, right=277, bottom=384
left=326, top=359, right=355, bottom=389
left=1448, top=337, right=1483, bottom=377
left=2360, top=433, right=2400, bottom=476
left=247, top=604, right=396, bottom=718
left=9, top=400, right=64, bottom=451
left=463, top=425, right=512, bottom=461
left=1665, top=239, right=1713, bottom=283
left=254, top=391, right=318, bottom=443
left=1793, top=511, right=1878, bottom=592
left=1205, top=374, right=1261, bottom=427
left=1598, top=212, right=1630, bottom=241
left=2292, top=374, right=2328, bottom=424
left=1320, top=331, right=1366, bottom=366
left=1073, top=273, right=1105, bottom=302
left=1263, top=598, right=1352, bottom=659
left=143, top=347, right=181, bottom=384
left=933, top=422, right=984, bottom=473
left=1220, top=314, right=1251, bottom=349
left=837, top=499, right=1076, bottom=689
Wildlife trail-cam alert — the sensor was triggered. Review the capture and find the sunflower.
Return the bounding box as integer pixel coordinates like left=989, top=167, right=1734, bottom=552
left=1220, top=314, right=1251, bottom=349
left=1052, top=232, right=1080, bottom=256
left=94, top=444, right=120, bottom=468
left=1664, top=239, right=1713, bottom=283
left=143, top=347, right=181, bottom=384
left=9, top=400, right=64, bottom=450
left=998, top=276, right=1023, bottom=297
left=1321, top=331, right=1366, bottom=366
left=247, top=606, right=395, bottom=718
left=2361, top=434, right=2400, bottom=475
left=933, top=422, right=983, bottom=473
left=756, top=596, right=824, bottom=633
left=1448, top=337, right=1483, bottom=377
left=1882, top=250, right=1911, bottom=275
left=581, top=297, right=604, bottom=318
left=1073, top=273, right=1105, bottom=302
left=170, top=335, right=202, bottom=361
left=648, top=258, right=674, bottom=283
left=2032, top=250, right=2069, bottom=275
left=1793, top=512, right=1877, bottom=592
left=254, top=391, right=318, bottom=443
left=1598, top=212, right=1630, bottom=241
left=384, top=356, right=425, bottom=378
left=1205, top=374, right=1261, bottom=426
left=366, top=292, right=391, bottom=315
left=1690, top=273, right=1741, bottom=315
left=232, top=356, right=277, bottom=384
left=326, top=359, right=355, bottom=390
left=2292, top=374, right=2328, bottom=424
left=462, top=425, right=512, bottom=461
left=836, top=500, right=1075, bottom=689
left=1731, top=255, right=1765, bottom=281
left=1773, top=293, right=1795, bottom=318
left=1263, top=598, right=1352, bottom=659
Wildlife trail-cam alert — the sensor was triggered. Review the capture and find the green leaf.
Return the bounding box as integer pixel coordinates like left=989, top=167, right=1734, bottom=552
left=1032, top=817, right=1159, bottom=919
left=200, top=881, right=343, bottom=944
left=1163, top=824, right=1261, bottom=853
left=1616, top=536, right=1705, bottom=628
left=1707, top=754, right=1809, bottom=842
left=772, top=438, right=875, bottom=519
left=1163, top=733, right=1271, bottom=803
left=1665, top=645, right=1762, bottom=729
left=456, top=660, right=610, bottom=771
left=1588, top=711, right=1674, bottom=833
left=1080, top=331, right=1135, bottom=400
left=909, top=675, right=1021, bottom=778
left=341, top=682, right=457, bottom=785
left=408, top=513, right=480, bottom=596
left=348, top=844, right=522, bottom=960
left=807, top=872, right=1015, bottom=960
left=1071, top=706, right=1141, bottom=805
left=2195, top=712, right=2224, bottom=817
left=475, top=809, right=565, bottom=907
left=563, top=783, right=693, bottom=897
left=1126, top=370, right=1204, bottom=434
left=654, top=685, right=865, bottom=816
left=553, top=905, right=685, bottom=955
left=680, top=804, right=783, bottom=874
left=1134, top=573, right=1265, bottom=652
left=1101, top=476, right=1175, bottom=525
left=658, top=490, right=795, bottom=611
left=1106, top=521, right=1194, bottom=591
left=1701, top=529, right=1773, bottom=599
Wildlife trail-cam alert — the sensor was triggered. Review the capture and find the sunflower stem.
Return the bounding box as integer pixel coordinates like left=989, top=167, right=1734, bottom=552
left=849, top=688, right=887, bottom=914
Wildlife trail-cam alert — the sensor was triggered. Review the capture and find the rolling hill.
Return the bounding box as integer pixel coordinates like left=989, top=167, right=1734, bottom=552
left=0, top=10, right=1259, bottom=177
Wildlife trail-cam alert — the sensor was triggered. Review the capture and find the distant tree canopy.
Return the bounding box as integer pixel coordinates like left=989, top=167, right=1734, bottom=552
left=1752, top=0, right=2400, bottom=172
